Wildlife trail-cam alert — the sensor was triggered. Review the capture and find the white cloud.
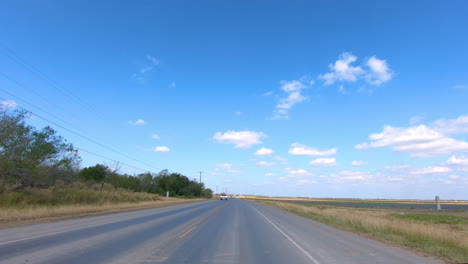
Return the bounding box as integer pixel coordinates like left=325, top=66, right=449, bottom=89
left=310, top=158, right=337, bottom=166
left=338, top=85, right=349, bottom=94
left=213, top=130, right=266, bottom=149
left=151, top=134, right=160, bottom=139
left=215, top=163, right=241, bottom=173
left=356, top=124, right=468, bottom=157
left=393, top=138, right=468, bottom=157
left=257, top=161, right=275, bottom=167
left=366, top=56, right=393, bottom=85
left=274, top=156, right=288, bottom=165
left=382, top=165, right=410, bottom=171
left=263, top=91, right=274, bottom=96
left=133, top=55, right=160, bottom=83
left=285, top=168, right=314, bottom=177
left=255, top=147, right=274, bottom=156
left=273, top=80, right=308, bottom=119
left=154, top=146, right=170, bottom=152
left=410, top=115, right=424, bottom=125
left=319, top=53, right=365, bottom=85
left=330, top=170, right=372, bottom=182
left=433, top=115, right=468, bottom=134
left=1, top=100, right=16, bottom=108
left=351, top=161, right=367, bottom=166
left=452, top=84, right=467, bottom=89
left=318, top=53, right=393, bottom=86
left=129, top=119, right=145, bottom=125
left=410, top=166, right=453, bottom=175
left=169, top=81, right=176, bottom=88
left=146, top=55, right=160, bottom=66
left=265, top=173, right=275, bottom=177
left=235, top=111, right=242, bottom=116
left=447, top=155, right=468, bottom=166
left=277, top=91, right=306, bottom=110
left=288, top=143, right=337, bottom=156
left=296, top=179, right=316, bottom=185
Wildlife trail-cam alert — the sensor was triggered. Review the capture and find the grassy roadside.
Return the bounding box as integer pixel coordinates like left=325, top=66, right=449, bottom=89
left=0, top=183, right=205, bottom=227
left=249, top=198, right=468, bottom=263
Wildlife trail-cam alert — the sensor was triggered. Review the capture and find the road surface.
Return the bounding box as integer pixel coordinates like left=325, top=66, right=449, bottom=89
left=0, top=198, right=441, bottom=264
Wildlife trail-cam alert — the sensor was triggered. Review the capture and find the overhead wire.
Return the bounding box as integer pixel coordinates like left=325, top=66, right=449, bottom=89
left=0, top=97, right=165, bottom=172
left=0, top=42, right=105, bottom=120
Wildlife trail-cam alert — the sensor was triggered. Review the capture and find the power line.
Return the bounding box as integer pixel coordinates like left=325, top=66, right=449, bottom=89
left=0, top=42, right=104, bottom=120
left=76, top=148, right=148, bottom=173
left=0, top=87, right=89, bottom=135
left=0, top=71, right=87, bottom=124
left=0, top=97, right=165, bottom=172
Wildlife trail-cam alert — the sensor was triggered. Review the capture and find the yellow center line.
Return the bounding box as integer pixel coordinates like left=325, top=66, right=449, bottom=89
left=178, top=225, right=198, bottom=239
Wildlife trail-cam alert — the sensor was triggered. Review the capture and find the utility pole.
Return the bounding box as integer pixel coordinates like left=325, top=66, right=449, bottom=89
left=198, top=171, right=203, bottom=184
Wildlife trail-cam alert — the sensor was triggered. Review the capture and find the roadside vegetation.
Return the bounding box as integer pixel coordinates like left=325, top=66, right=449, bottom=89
left=0, top=108, right=213, bottom=224
left=250, top=198, right=468, bottom=263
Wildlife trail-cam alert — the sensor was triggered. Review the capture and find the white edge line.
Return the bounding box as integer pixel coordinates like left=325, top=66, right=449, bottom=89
left=250, top=204, right=321, bottom=264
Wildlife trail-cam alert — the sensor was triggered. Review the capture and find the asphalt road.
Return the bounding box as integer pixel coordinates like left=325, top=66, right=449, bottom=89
left=0, top=198, right=442, bottom=264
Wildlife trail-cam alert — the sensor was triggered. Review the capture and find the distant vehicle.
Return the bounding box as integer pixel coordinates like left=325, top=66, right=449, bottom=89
left=220, top=194, right=228, bottom=200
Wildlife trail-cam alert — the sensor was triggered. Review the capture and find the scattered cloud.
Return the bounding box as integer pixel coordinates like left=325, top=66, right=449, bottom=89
left=132, top=55, right=160, bottom=83
left=235, top=111, right=242, bottom=116
left=213, top=130, right=266, bottom=149
left=169, top=81, right=176, bottom=88
left=215, top=163, right=241, bottom=173
left=263, top=91, right=274, bottom=96
left=295, top=179, right=316, bottom=185
left=274, top=156, right=288, bottom=165
left=447, top=155, right=468, bottom=166
left=382, top=165, right=410, bottom=171
left=264, top=181, right=276, bottom=185
left=410, top=166, right=453, bottom=175
left=410, top=115, right=424, bottom=125
left=129, top=119, right=145, bottom=125
left=318, top=52, right=393, bottom=86
left=351, top=161, right=367, bottom=166
left=1, top=100, right=16, bottom=108
left=309, top=158, right=337, bottom=166
left=433, top=115, right=468, bottom=134
left=257, top=161, right=275, bottom=167
left=255, top=147, right=274, bottom=156
left=338, top=85, right=349, bottom=95
left=288, top=143, right=337, bottom=156
left=285, top=168, right=314, bottom=177
left=154, top=146, right=170, bottom=152
left=452, top=84, right=467, bottom=90
left=265, top=173, right=275, bottom=177
left=330, top=170, right=373, bottom=182
left=151, top=134, right=160, bottom=139
left=365, top=56, right=393, bottom=85
left=319, top=53, right=364, bottom=85
left=356, top=124, right=468, bottom=157
left=272, top=80, right=308, bottom=119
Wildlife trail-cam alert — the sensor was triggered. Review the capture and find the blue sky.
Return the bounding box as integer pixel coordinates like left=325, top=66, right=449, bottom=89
left=1, top=0, right=468, bottom=199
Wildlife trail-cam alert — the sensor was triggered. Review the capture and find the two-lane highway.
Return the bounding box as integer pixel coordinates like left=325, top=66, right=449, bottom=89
left=0, top=199, right=441, bottom=264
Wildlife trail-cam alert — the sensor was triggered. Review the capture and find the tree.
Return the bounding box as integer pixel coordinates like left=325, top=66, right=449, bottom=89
left=0, top=109, right=80, bottom=192
left=80, top=164, right=109, bottom=191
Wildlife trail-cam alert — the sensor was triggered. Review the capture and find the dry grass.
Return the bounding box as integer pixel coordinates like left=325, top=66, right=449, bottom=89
left=252, top=199, right=468, bottom=263
left=0, top=198, right=202, bottom=227
left=0, top=183, right=204, bottom=227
